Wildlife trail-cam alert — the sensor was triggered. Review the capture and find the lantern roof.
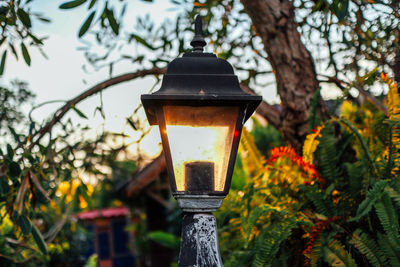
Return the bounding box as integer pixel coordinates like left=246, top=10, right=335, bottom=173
left=141, top=15, right=262, bottom=125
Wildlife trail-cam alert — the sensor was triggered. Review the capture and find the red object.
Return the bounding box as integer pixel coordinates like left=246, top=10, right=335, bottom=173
left=77, top=207, right=129, bottom=220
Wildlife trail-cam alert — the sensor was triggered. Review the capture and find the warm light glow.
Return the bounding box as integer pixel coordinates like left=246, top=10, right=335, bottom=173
left=167, top=125, right=231, bottom=191
left=162, top=106, right=239, bottom=192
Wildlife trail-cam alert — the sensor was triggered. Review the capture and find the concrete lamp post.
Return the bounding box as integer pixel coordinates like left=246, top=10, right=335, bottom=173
left=141, top=15, right=261, bottom=267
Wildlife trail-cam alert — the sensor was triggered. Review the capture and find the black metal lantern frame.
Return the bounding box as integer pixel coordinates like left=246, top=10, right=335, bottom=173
left=141, top=16, right=261, bottom=212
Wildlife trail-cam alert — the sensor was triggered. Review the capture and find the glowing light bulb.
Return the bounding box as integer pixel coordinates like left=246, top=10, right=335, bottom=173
left=166, top=125, right=232, bottom=191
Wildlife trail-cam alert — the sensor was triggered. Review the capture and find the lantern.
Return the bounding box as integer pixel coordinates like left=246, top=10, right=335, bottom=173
left=141, top=16, right=261, bottom=212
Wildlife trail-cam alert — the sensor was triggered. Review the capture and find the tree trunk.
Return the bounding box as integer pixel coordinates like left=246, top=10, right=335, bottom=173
left=241, top=0, right=327, bottom=153
left=393, top=29, right=400, bottom=83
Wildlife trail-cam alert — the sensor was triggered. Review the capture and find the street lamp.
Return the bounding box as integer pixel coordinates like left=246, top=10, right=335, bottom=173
left=141, top=15, right=261, bottom=267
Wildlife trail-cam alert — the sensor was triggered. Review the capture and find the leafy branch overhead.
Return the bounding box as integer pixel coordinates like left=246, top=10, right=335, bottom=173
left=0, top=1, right=50, bottom=74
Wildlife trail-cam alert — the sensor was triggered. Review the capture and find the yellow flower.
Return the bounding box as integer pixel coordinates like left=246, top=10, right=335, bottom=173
left=303, top=125, right=324, bottom=164
left=340, top=101, right=357, bottom=118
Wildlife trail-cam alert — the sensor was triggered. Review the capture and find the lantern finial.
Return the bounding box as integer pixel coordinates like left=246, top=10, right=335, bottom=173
left=190, top=15, right=206, bottom=52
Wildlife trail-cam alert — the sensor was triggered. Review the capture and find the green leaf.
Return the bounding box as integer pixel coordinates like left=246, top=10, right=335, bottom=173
left=88, top=0, right=97, bottom=9
left=242, top=205, right=276, bottom=243
left=0, top=50, right=7, bottom=75
left=59, top=0, right=87, bottom=9
left=323, top=240, right=357, bottom=267
left=0, top=177, right=10, bottom=195
left=333, top=0, right=349, bottom=21
left=127, top=118, right=137, bottom=130
left=17, top=8, right=31, bottom=28
left=21, top=42, right=31, bottom=66
left=8, top=161, right=21, bottom=179
left=32, top=223, right=48, bottom=254
left=78, top=11, right=95, bottom=37
left=38, top=16, right=51, bottom=23
left=377, top=233, right=400, bottom=266
left=8, top=126, right=20, bottom=142
left=375, top=192, right=400, bottom=242
left=350, top=180, right=388, bottom=222
left=350, top=229, right=388, bottom=266
left=28, top=32, right=43, bottom=45
left=106, top=8, right=119, bottom=35
left=18, top=214, right=31, bottom=235
left=109, top=62, right=113, bottom=77
left=130, top=34, right=155, bottom=50
left=6, top=144, right=13, bottom=159
left=71, top=105, right=88, bottom=119
left=308, top=88, right=322, bottom=130
left=71, top=188, right=80, bottom=211
left=339, top=118, right=377, bottom=175
left=9, top=43, right=18, bottom=59
left=148, top=231, right=180, bottom=249
left=252, top=217, right=297, bottom=267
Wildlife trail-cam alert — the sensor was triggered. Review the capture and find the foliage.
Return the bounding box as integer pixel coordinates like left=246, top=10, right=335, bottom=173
left=0, top=109, right=135, bottom=265
left=83, top=254, right=98, bottom=267
left=0, top=0, right=50, bottom=74
left=1, top=0, right=400, bottom=265
left=147, top=230, right=180, bottom=249
left=0, top=80, right=35, bottom=136
left=217, top=73, right=400, bottom=266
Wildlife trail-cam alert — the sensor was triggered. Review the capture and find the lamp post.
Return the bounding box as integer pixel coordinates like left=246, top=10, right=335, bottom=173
left=141, top=15, right=261, bottom=267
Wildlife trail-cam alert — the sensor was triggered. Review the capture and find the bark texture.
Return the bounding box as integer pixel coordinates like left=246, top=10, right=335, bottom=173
left=241, top=0, right=326, bottom=153
left=393, top=50, right=400, bottom=83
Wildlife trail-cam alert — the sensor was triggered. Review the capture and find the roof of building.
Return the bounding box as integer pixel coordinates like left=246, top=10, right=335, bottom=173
left=77, top=206, right=129, bottom=220
left=115, top=152, right=166, bottom=199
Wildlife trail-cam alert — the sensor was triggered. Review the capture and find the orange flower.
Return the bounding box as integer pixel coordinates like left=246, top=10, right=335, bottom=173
left=381, top=72, right=388, bottom=81
left=268, top=146, right=323, bottom=185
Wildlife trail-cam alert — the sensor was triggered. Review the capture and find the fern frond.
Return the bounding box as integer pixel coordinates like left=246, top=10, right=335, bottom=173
left=242, top=204, right=277, bottom=244
left=323, top=240, right=357, bottom=267
left=344, top=162, right=365, bottom=197
left=374, top=192, right=400, bottom=242
left=349, top=229, right=388, bottom=267
left=306, top=192, right=336, bottom=217
left=317, top=124, right=341, bottom=183
left=377, top=232, right=400, bottom=266
left=251, top=218, right=297, bottom=267
left=339, top=118, right=377, bottom=176
left=386, top=185, right=400, bottom=208
left=350, top=180, right=388, bottom=222
left=310, top=236, right=323, bottom=267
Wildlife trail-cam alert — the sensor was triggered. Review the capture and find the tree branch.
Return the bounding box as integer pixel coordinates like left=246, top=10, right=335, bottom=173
left=319, top=75, right=388, bottom=115
left=28, top=67, right=167, bottom=149
left=240, top=83, right=281, bottom=129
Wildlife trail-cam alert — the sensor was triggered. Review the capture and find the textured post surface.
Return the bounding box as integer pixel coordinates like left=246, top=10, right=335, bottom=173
left=178, top=213, right=223, bottom=267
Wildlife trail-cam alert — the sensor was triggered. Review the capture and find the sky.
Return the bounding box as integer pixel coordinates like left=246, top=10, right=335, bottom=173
left=2, top=0, right=184, bottom=156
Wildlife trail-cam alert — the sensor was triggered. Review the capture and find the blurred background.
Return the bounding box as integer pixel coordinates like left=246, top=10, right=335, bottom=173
left=1, top=0, right=400, bottom=266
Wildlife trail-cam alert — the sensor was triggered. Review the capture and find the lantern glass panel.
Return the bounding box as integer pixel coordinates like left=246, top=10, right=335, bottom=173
left=162, top=105, right=238, bottom=192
